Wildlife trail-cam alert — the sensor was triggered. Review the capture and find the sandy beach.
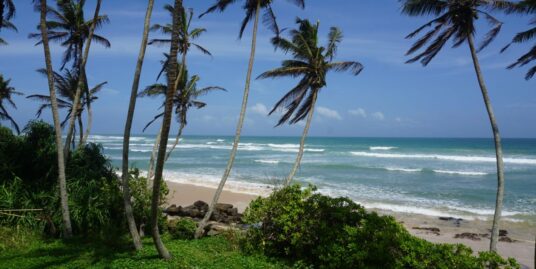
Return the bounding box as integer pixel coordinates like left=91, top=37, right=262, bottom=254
left=166, top=180, right=535, bottom=269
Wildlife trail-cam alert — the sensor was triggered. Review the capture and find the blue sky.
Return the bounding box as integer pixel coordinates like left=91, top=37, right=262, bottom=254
left=0, top=0, right=535, bottom=138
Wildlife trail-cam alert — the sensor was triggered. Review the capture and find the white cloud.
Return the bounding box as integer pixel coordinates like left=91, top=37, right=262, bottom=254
left=250, top=103, right=269, bottom=116
left=372, top=112, right=385, bottom=121
left=348, top=108, right=367, bottom=118
left=317, top=107, right=342, bottom=120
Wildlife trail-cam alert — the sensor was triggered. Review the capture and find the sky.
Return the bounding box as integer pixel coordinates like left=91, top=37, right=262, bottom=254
left=0, top=0, right=535, bottom=138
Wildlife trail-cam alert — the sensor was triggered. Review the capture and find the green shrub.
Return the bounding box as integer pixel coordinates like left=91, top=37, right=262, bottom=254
left=243, top=184, right=519, bottom=269
left=128, top=168, right=168, bottom=235
left=168, top=218, right=197, bottom=240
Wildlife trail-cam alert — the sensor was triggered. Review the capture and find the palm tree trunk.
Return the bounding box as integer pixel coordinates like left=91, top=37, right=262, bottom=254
left=121, top=0, right=155, bottom=251
left=164, top=122, right=185, bottom=163
left=63, top=0, right=101, bottom=157
left=195, top=0, right=261, bottom=239
left=77, top=115, right=83, bottom=146
left=468, top=35, right=505, bottom=253
left=286, top=91, right=318, bottom=186
left=148, top=127, right=161, bottom=181
left=150, top=0, right=183, bottom=259
left=38, top=0, right=72, bottom=238
left=81, top=70, right=92, bottom=147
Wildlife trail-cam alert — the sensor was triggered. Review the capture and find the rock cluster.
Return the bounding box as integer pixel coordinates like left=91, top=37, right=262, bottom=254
left=164, top=200, right=242, bottom=224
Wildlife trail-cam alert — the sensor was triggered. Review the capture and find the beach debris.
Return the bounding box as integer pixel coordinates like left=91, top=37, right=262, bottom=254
left=499, top=236, right=516, bottom=243
left=412, top=226, right=440, bottom=235
left=454, top=232, right=481, bottom=241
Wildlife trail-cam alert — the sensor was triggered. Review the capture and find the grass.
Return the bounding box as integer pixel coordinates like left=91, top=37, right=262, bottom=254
left=0, top=227, right=288, bottom=269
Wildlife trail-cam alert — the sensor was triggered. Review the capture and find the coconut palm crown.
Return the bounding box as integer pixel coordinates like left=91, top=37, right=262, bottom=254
left=502, top=0, right=535, bottom=80
left=27, top=68, right=106, bottom=128
left=402, top=0, right=515, bottom=66
left=29, top=0, right=110, bottom=69
left=0, top=0, right=15, bottom=29
left=200, top=0, right=305, bottom=38
left=258, top=18, right=363, bottom=126
left=149, top=7, right=211, bottom=57
left=0, top=74, right=22, bottom=133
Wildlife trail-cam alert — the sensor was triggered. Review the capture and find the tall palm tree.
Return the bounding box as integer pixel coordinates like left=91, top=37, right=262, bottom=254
left=27, top=68, right=105, bottom=146
left=148, top=0, right=182, bottom=259
left=401, top=0, right=513, bottom=252
left=121, top=0, right=155, bottom=252
left=0, top=0, right=15, bottom=30
left=502, top=0, right=535, bottom=80
left=195, top=0, right=306, bottom=239
left=29, top=0, right=110, bottom=153
left=144, top=5, right=211, bottom=181
left=35, top=0, right=72, bottom=238
left=259, top=18, right=363, bottom=185
left=139, top=68, right=225, bottom=162
left=0, top=75, right=22, bottom=134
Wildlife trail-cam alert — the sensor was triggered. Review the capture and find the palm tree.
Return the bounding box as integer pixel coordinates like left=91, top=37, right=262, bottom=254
left=259, top=18, right=363, bottom=185
left=27, top=68, right=105, bottom=146
left=401, top=0, right=513, bottom=252
left=139, top=68, right=225, bottom=162
left=195, top=0, right=306, bottom=239
left=0, top=0, right=16, bottom=46
left=502, top=0, right=535, bottom=80
left=121, top=0, right=155, bottom=252
left=0, top=0, right=15, bottom=30
left=29, top=0, right=110, bottom=153
left=0, top=75, right=22, bottom=134
left=148, top=0, right=182, bottom=259
left=0, top=19, right=16, bottom=45
left=35, top=0, right=72, bottom=238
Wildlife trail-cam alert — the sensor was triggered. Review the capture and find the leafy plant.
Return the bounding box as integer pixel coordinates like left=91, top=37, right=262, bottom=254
left=243, top=184, right=520, bottom=269
left=168, top=218, right=197, bottom=240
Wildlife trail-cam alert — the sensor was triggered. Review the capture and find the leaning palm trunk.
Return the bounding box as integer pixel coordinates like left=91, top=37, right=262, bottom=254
left=147, top=127, right=161, bottom=180
left=81, top=71, right=92, bottom=146
left=164, top=122, right=185, bottom=163
left=286, top=91, right=318, bottom=186
left=150, top=0, right=183, bottom=259
left=195, top=1, right=261, bottom=239
left=63, top=0, right=101, bottom=157
left=121, top=0, right=155, bottom=251
left=468, top=35, right=505, bottom=253
left=77, top=115, right=83, bottom=145
left=39, top=0, right=73, bottom=238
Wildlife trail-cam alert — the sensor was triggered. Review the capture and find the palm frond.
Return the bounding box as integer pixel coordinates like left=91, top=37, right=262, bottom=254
left=327, top=61, right=364, bottom=75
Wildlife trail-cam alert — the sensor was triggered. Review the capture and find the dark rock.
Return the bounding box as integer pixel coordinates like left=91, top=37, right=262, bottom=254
left=499, top=229, right=508, bottom=236
left=454, top=232, right=481, bottom=241
left=166, top=204, right=180, bottom=215
left=499, top=236, right=516, bottom=243
left=215, top=203, right=234, bottom=212
left=193, top=200, right=209, bottom=211
left=438, top=216, right=463, bottom=227
left=412, top=227, right=440, bottom=235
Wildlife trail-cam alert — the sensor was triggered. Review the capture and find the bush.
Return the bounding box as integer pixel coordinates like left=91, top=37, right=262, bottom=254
left=128, top=168, right=168, bottom=236
left=168, top=218, right=197, bottom=240
left=243, top=185, right=519, bottom=269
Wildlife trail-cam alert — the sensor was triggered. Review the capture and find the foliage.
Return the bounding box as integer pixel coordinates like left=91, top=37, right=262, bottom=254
left=243, top=185, right=520, bottom=269
left=128, top=168, right=168, bottom=235
left=168, top=218, right=197, bottom=240
left=0, top=226, right=289, bottom=269
left=0, top=121, right=127, bottom=238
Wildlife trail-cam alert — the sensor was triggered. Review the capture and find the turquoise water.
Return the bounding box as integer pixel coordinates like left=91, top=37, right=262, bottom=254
left=91, top=135, right=536, bottom=223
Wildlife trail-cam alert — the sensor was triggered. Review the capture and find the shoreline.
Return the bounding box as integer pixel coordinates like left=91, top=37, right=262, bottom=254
left=165, top=180, right=535, bottom=268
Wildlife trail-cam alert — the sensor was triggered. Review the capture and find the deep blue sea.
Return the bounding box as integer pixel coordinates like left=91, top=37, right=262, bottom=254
left=90, top=135, right=536, bottom=224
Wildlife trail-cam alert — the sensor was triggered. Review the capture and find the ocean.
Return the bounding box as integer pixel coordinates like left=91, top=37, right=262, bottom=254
left=90, top=135, right=536, bottom=224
